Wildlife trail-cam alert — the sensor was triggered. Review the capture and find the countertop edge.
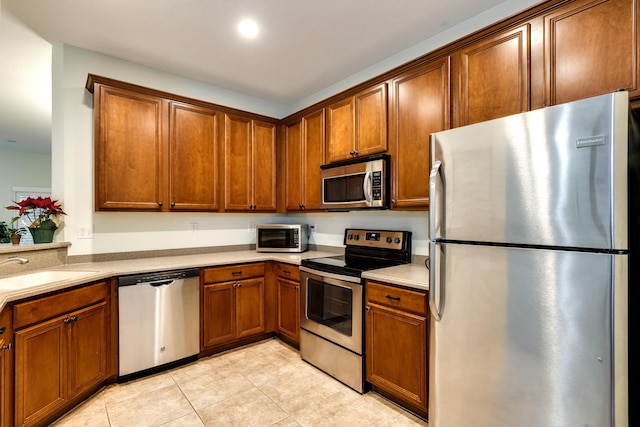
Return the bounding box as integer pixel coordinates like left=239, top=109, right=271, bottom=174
left=1, top=250, right=429, bottom=312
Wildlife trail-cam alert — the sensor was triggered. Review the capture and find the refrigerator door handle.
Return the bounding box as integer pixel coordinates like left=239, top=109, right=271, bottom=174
left=429, top=241, right=442, bottom=321
left=429, top=161, right=443, bottom=239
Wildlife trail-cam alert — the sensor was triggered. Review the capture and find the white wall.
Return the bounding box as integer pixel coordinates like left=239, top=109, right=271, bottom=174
left=0, top=150, right=51, bottom=224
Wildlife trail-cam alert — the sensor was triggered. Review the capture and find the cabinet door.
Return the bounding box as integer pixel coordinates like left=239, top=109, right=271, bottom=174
left=301, top=109, right=325, bottom=210
left=224, top=114, right=253, bottom=211
left=388, top=58, right=450, bottom=209
left=14, top=316, right=67, bottom=427
left=452, top=24, right=530, bottom=127
left=202, top=282, right=236, bottom=348
left=235, top=278, right=265, bottom=338
left=169, top=102, right=219, bottom=211
left=276, top=277, right=300, bottom=343
left=0, top=309, right=12, bottom=427
left=284, top=120, right=303, bottom=210
left=326, top=97, right=355, bottom=163
left=366, top=303, right=428, bottom=416
left=67, top=302, right=107, bottom=398
left=252, top=120, right=277, bottom=211
left=355, top=83, right=388, bottom=157
left=95, top=84, right=165, bottom=210
left=285, top=110, right=325, bottom=211
left=544, top=0, right=640, bottom=105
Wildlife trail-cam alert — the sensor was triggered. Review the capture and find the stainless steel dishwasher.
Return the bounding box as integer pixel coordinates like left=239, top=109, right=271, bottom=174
left=118, top=268, right=200, bottom=381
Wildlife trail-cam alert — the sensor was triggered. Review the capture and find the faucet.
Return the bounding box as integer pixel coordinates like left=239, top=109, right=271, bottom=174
left=0, top=257, right=29, bottom=266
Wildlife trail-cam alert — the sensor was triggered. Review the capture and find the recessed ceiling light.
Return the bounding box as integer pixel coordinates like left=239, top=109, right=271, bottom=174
left=238, top=19, right=259, bottom=38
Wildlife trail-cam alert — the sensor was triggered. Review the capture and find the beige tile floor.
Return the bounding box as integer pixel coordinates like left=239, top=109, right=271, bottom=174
left=52, top=338, right=429, bottom=426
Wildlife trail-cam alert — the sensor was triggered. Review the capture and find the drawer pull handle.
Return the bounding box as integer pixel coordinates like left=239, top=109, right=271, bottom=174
left=282, top=269, right=291, bottom=275
left=63, top=316, right=78, bottom=324
left=385, top=294, right=400, bottom=301
left=232, top=271, right=243, bottom=276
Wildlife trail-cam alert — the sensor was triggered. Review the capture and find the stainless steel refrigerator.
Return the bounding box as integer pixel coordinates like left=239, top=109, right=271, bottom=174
left=428, top=91, right=636, bottom=427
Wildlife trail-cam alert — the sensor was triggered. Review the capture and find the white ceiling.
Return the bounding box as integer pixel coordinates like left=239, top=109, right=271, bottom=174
left=0, top=0, right=534, bottom=154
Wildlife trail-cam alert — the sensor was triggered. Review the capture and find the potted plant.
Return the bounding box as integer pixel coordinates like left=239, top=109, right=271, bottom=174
left=0, top=221, right=10, bottom=244
left=6, top=197, right=67, bottom=244
left=8, top=225, right=27, bottom=245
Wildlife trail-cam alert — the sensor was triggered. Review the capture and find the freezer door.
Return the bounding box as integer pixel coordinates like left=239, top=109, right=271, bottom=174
left=430, top=91, right=630, bottom=250
left=429, top=243, right=627, bottom=427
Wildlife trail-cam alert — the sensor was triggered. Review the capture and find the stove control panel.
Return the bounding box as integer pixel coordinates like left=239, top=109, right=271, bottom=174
left=344, top=229, right=409, bottom=251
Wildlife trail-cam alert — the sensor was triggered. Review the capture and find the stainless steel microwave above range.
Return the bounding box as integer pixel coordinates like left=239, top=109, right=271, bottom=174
left=255, top=224, right=308, bottom=253
left=320, top=154, right=390, bottom=210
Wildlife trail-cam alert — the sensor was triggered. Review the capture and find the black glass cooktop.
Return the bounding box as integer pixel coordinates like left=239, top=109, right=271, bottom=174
left=301, top=228, right=413, bottom=278
left=301, top=255, right=405, bottom=278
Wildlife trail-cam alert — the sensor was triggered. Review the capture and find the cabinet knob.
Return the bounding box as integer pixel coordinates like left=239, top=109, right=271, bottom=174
left=0, top=326, right=5, bottom=335
left=1, top=343, right=11, bottom=350
left=391, top=199, right=396, bottom=205
left=365, top=306, right=370, bottom=312
left=354, top=150, right=358, bottom=156
left=63, top=316, right=78, bottom=324
left=158, top=202, right=163, bottom=207
left=171, top=202, right=176, bottom=207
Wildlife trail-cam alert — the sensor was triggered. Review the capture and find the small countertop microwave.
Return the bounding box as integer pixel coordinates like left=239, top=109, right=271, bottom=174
left=320, top=154, right=390, bottom=210
left=256, top=224, right=309, bottom=253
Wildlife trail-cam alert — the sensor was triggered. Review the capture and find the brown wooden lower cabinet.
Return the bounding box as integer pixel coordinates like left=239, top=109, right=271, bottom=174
left=365, top=280, right=429, bottom=418
left=0, top=307, right=13, bottom=427
left=13, top=294, right=108, bottom=427
left=273, top=263, right=300, bottom=346
left=202, top=263, right=266, bottom=349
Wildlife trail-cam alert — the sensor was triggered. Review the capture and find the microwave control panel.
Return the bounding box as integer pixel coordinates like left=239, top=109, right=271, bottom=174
left=371, top=171, right=382, bottom=200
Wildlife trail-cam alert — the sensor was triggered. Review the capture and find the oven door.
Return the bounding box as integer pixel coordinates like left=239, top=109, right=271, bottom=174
left=300, top=267, right=363, bottom=354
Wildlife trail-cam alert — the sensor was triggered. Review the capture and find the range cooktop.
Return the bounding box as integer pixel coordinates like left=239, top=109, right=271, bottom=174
left=301, top=228, right=412, bottom=278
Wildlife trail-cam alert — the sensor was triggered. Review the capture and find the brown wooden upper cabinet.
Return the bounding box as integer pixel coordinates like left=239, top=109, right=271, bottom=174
left=542, top=0, right=640, bottom=106
left=325, top=83, right=388, bottom=163
left=169, top=102, right=220, bottom=211
left=451, top=23, right=531, bottom=127
left=92, top=81, right=219, bottom=211
left=224, top=114, right=277, bottom=211
left=388, top=58, right=450, bottom=209
left=284, top=109, right=325, bottom=211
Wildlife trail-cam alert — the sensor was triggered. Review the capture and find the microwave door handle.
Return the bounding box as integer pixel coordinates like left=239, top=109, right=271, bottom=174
left=363, top=171, right=373, bottom=202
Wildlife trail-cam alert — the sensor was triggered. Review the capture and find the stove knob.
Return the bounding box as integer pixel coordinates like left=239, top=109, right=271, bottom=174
left=354, top=235, right=360, bottom=241
left=394, top=237, right=401, bottom=244
left=347, top=234, right=353, bottom=240
left=386, top=237, right=392, bottom=243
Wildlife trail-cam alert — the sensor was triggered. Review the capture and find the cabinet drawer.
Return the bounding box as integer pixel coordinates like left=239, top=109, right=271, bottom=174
left=203, top=263, right=265, bottom=283
left=13, top=281, right=108, bottom=329
left=366, top=281, right=427, bottom=315
left=273, top=263, right=300, bottom=281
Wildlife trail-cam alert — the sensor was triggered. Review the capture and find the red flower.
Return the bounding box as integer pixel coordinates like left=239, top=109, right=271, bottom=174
left=6, top=197, right=66, bottom=228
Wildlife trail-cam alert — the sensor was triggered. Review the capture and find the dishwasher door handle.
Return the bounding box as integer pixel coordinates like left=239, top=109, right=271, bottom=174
left=149, top=279, right=174, bottom=287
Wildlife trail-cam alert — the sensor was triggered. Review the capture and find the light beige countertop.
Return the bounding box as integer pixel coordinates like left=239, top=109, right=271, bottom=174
left=362, top=263, right=429, bottom=291
left=0, top=250, right=337, bottom=311
left=0, top=249, right=429, bottom=311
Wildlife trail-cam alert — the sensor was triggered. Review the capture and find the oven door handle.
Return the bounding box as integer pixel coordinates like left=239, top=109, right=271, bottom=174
left=299, top=266, right=362, bottom=284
